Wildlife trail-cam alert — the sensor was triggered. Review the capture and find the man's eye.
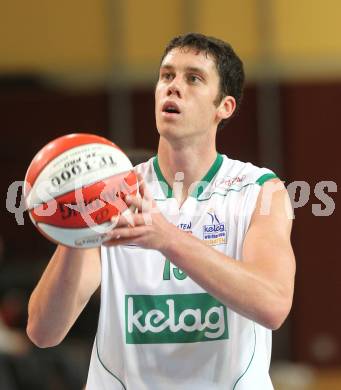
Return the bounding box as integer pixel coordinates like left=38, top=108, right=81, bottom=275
left=162, top=73, right=173, bottom=80
left=188, top=75, right=201, bottom=83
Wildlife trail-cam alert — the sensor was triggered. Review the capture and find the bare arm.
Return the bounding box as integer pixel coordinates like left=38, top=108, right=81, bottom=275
left=27, top=245, right=101, bottom=347
left=161, top=181, right=295, bottom=329
left=106, top=179, right=295, bottom=330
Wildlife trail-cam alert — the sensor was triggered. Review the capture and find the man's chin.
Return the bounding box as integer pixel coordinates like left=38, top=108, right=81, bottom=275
left=157, top=126, right=184, bottom=139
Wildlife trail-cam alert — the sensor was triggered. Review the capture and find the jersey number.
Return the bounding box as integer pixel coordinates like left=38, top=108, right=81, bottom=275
left=163, top=259, right=187, bottom=280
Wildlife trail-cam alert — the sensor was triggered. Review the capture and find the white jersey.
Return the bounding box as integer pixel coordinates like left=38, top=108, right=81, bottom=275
left=86, top=154, right=277, bottom=390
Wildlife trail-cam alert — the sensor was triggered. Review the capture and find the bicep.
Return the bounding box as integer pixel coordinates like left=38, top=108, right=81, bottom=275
left=242, top=181, right=296, bottom=294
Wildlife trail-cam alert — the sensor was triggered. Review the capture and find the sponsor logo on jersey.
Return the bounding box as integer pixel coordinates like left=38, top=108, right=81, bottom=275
left=214, top=175, right=246, bottom=189
left=177, top=221, right=192, bottom=233
left=125, top=293, right=228, bottom=344
left=203, top=211, right=227, bottom=246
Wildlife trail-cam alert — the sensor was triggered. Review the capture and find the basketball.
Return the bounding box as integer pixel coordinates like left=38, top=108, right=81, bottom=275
left=23, top=133, right=138, bottom=248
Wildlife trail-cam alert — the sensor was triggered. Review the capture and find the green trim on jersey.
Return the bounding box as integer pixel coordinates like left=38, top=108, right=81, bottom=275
left=96, top=336, right=127, bottom=389
left=153, top=156, right=172, bottom=198
left=232, top=323, right=257, bottom=389
left=256, top=173, right=278, bottom=186
left=153, top=153, right=223, bottom=199
left=194, top=153, right=223, bottom=198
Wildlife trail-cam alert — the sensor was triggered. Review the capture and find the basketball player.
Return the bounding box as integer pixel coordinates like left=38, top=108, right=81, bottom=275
left=27, top=33, right=295, bottom=389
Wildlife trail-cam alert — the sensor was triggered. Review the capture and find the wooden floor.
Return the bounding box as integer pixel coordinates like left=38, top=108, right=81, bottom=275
left=311, top=370, right=341, bottom=390
left=272, top=366, right=341, bottom=390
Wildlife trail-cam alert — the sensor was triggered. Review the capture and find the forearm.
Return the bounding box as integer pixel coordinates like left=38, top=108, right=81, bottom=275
left=108, top=181, right=295, bottom=329
left=27, top=245, right=100, bottom=347
left=162, top=228, right=291, bottom=329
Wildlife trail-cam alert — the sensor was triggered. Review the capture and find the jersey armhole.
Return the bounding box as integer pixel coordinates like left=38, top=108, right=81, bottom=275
left=255, top=173, right=278, bottom=186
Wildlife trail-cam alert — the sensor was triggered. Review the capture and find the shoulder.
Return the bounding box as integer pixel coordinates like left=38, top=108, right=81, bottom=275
left=134, top=156, right=155, bottom=175
left=133, top=156, right=165, bottom=199
left=219, top=156, right=291, bottom=220
left=133, top=157, right=158, bottom=187
left=212, top=154, right=278, bottom=193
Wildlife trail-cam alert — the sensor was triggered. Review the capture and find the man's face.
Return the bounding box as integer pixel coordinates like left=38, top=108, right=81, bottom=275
left=155, top=47, right=224, bottom=142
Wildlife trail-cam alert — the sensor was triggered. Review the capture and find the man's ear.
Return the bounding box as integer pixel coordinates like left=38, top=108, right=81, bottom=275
left=217, top=95, right=236, bottom=122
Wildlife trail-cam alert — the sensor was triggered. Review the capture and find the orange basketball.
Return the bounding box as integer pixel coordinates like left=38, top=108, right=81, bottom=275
left=23, top=133, right=137, bottom=248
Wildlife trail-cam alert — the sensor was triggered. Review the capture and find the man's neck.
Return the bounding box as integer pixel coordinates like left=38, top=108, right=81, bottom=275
left=157, top=136, right=218, bottom=204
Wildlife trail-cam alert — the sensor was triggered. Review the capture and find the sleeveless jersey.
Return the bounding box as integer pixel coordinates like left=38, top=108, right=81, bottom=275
left=86, top=154, right=277, bottom=390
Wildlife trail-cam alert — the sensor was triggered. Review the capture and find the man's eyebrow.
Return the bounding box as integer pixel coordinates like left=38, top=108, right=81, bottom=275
left=185, top=66, right=208, bottom=77
left=160, top=64, right=174, bottom=71
left=160, top=64, right=208, bottom=77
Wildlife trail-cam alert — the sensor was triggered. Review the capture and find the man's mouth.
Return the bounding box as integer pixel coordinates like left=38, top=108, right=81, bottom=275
left=162, top=101, right=181, bottom=115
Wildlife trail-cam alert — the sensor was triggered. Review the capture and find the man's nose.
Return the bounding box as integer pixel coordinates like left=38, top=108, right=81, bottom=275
left=167, top=79, right=182, bottom=98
